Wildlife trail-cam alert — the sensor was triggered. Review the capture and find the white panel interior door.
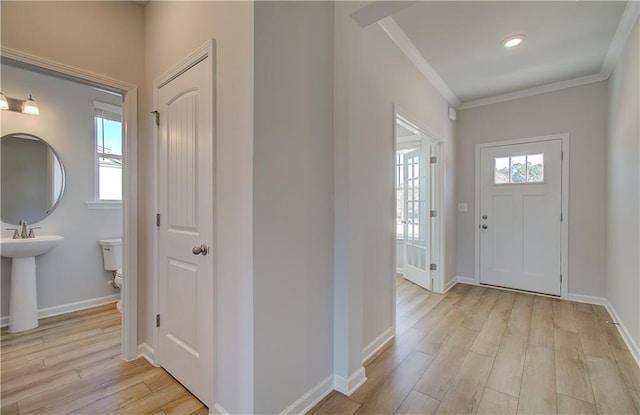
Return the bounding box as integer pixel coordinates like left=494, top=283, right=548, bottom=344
left=479, top=140, right=562, bottom=296
left=158, top=56, right=213, bottom=406
left=403, top=148, right=432, bottom=290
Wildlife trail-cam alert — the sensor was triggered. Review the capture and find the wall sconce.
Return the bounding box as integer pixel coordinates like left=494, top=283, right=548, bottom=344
left=0, top=92, right=40, bottom=115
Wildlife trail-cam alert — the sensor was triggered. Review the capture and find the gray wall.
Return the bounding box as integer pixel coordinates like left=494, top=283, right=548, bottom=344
left=456, top=81, right=609, bottom=297
left=607, top=19, right=639, bottom=349
left=1, top=64, right=123, bottom=317
left=253, top=2, right=335, bottom=413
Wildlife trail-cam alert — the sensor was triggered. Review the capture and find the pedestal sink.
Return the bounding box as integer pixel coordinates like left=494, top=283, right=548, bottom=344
left=1, top=235, right=64, bottom=332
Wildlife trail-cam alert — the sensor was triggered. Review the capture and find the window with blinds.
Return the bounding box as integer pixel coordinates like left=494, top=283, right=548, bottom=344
left=94, top=101, right=123, bottom=201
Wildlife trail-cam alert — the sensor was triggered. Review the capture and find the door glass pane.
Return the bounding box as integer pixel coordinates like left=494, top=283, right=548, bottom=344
left=495, top=157, right=510, bottom=184
left=526, top=154, right=544, bottom=183
left=510, top=156, right=526, bottom=183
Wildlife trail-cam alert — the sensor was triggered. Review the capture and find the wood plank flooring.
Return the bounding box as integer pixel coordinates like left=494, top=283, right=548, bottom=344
left=310, top=278, right=640, bottom=415
left=0, top=304, right=206, bottom=415
left=2, top=281, right=638, bottom=415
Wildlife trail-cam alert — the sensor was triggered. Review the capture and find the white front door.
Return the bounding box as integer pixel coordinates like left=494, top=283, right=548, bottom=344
left=157, top=54, right=214, bottom=406
left=479, top=139, right=562, bottom=296
left=403, top=147, right=432, bottom=291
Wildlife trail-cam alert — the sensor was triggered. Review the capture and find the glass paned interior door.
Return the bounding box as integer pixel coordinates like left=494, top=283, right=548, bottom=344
left=403, top=148, right=431, bottom=290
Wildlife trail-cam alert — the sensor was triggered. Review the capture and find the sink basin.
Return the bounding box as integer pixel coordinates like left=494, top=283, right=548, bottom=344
left=1, top=235, right=64, bottom=332
left=1, top=235, right=64, bottom=258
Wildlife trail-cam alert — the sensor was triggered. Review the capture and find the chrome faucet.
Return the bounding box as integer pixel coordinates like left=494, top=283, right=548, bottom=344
left=19, top=220, right=28, bottom=239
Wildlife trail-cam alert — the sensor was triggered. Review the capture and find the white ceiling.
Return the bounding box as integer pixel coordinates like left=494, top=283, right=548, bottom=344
left=386, top=1, right=631, bottom=107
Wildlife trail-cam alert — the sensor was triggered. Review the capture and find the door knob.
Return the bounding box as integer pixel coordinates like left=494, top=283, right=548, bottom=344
left=482, top=215, right=488, bottom=220
left=192, top=244, right=209, bottom=256
left=482, top=224, right=488, bottom=230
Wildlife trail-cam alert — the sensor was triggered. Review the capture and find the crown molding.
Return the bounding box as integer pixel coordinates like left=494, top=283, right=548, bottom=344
left=377, top=17, right=461, bottom=108
left=459, top=73, right=608, bottom=110
left=600, top=0, right=640, bottom=78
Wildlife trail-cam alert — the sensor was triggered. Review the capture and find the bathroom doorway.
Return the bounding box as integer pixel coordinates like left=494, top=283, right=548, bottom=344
left=1, top=49, right=139, bottom=359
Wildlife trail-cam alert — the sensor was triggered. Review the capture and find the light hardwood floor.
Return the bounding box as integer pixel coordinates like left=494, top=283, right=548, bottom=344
left=310, top=278, right=640, bottom=415
left=2, top=281, right=639, bottom=415
left=0, top=304, right=206, bottom=415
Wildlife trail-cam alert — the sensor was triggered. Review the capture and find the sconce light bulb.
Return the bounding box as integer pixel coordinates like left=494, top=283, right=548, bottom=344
left=22, top=94, right=39, bottom=115
left=0, top=93, right=8, bottom=110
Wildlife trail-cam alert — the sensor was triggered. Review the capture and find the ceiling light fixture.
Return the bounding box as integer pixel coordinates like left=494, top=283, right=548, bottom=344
left=502, top=34, right=526, bottom=48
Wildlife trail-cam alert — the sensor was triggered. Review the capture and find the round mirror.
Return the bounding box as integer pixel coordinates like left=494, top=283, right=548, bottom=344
left=1, top=133, right=66, bottom=225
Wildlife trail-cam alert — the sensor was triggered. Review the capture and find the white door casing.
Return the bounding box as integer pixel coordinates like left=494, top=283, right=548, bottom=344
left=157, top=51, right=214, bottom=406
left=479, top=139, right=563, bottom=296
left=403, top=147, right=432, bottom=291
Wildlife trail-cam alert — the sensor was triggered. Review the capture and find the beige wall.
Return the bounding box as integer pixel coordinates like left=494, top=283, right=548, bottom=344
left=143, top=2, right=254, bottom=413
left=1, top=1, right=144, bottom=87
left=607, top=18, right=639, bottom=351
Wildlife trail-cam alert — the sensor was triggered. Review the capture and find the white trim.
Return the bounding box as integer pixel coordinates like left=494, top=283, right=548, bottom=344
left=456, top=276, right=477, bottom=286
left=459, top=74, right=607, bottom=110
left=474, top=134, right=570, bottom=299
left=567, top=294, right=640, bottom=368
left=334, top=367, right=367, bottom=396
left=0, top=294, right=119, bottom=328
left=379, top=18, right=461, bottom=107
left=363, top=327, right=395, bottom=364
left=136, top=343, right=158, bottom=366
left=601, top=1, right=640, bottom=78
left=1, top=47, right=140, bottom=362
left=86, top=200, right=122, bottom=209
left=280, top=374, right=334, bottom=415
left=443, top=277, right=457, bottom=293
left=212, top=403, right=230, bottom=415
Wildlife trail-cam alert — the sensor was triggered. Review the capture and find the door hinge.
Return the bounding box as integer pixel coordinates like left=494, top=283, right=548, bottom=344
left=151, top=110, right=160, bottom=127
left=561, top=151, right=564, bottom=161
left=156, top=213, right=160, bottom=227
left=560, top=213, right=563, bottom=222
left=430, top=156, right=437, bottom=164
left=430, top=263, right=437, bottom=271
left=430, top=210, right=437, bottom=217
left=156, top=314, right=160, bottom=327
left=560, top=274, right=563, bottom=284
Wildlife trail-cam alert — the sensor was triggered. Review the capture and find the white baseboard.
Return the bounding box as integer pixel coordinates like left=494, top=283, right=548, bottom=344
left=0, top=294, right=119, bottom=328
left=443, top=277, right=457, bottom=292
left=568, top=293, right=640, bottom=368
left=362, top=327, right=394, bottom=364
left=456, top=276, right=477, bottom=286
left=212, top=402, right=230, bottom=415
left=136, top=343, right=158, bottom=366
left=280, top=374, right=334, bottom=415
left=334, top=366, right=367, bottom=396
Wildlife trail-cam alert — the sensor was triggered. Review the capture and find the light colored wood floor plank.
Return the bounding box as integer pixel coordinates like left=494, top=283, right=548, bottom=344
left=554, top=328, right=594, bottom=404
left=528, top=296, right=554, bottom=349
left=557, top=393, right=597, bottom=415
left=312, top=392, right=360, bottom=415
left=354, top=350, right=433, bottom=415
left=574, top=309, right=613, bottom=360
left=517, top=345, right=557, bottom=414
left=435, top=351, right=493, bottom=415
left=586, top=355, right=637, bottom=415
left=552, top=299, right=577, bottom=332
left=476, top=387, right=518, bottom=415
left=395, top=390, right=439, bottom=415
left=471, top=291, right=516, bottom=358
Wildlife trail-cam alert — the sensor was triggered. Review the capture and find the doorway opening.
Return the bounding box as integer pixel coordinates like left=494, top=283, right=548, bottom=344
left=1, top=48, right=139, bottom=359
left=393, top=108, right=443, bottom=296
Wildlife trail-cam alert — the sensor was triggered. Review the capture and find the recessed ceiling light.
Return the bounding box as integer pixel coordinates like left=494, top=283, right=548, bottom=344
left=502, top=34, right=526, bottom=48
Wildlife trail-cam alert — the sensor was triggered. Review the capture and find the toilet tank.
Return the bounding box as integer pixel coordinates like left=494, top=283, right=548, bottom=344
left=99, top=238, right=122, bottom=271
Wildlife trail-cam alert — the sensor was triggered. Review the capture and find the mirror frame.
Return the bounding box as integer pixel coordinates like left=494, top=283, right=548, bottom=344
left=1, top=132, right=66, bottom=225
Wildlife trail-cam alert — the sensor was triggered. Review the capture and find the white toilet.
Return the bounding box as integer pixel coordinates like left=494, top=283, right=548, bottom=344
left=99, top=238, right=123, bottom=313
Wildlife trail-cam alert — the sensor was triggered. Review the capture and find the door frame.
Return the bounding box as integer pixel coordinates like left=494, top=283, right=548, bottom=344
left=392, top=105, right=445, bottom=296
left=1, top=47, right=140, bottom=360
left=151, top=40, right=216, bottom=399
left=474, top=133, right=570, bottom=298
